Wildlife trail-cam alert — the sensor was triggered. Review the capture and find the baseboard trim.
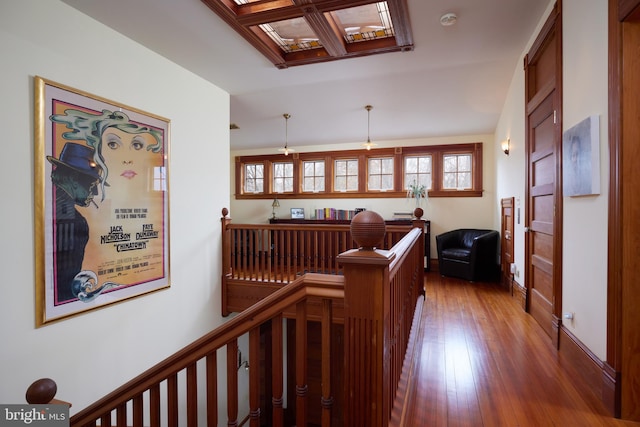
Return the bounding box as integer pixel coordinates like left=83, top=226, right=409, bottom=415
left=602, top=362, right=621, bottom=418
left=510, top=278, right=526, bottom=311
left=559, top=326, right=604, bottom=406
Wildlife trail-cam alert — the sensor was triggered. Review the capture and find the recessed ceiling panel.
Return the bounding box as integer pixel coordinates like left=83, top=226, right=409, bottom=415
left=201, top=0, right=413, bottom=68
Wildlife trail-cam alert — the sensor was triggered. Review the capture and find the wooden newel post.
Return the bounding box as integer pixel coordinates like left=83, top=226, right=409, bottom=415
left=26, top=378, right=71, bottom=407
left=337, top=211, right=395, bottom=427
left=221, top=208, right=232, bottom=316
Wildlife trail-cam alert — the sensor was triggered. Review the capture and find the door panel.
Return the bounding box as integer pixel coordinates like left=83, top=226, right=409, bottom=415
left=528, top=91, right=556, bottom=339
left=525, top=4, right=561, bottom=345
left=500, top=198, right=514, bottom=289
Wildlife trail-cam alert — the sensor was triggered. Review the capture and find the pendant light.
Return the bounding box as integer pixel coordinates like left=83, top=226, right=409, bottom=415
left=278, top=113, right=295, bottom=156
left=362, top=105, right=377, bottom=150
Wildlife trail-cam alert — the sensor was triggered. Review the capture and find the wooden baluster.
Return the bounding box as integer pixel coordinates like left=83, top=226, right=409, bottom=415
left=267, top=228, right=273, bottom=281
left=149, top=384, right=160, bottom=427
left=187, top=362, right=198, bottom=426
left=249, top=327, right=261, bottom=426
left=241, top=228, right=247, bottom=280
left=132, top=394, right=143, bottom=427
left=230, top=229, right=237, bottom=276
left=259, top=228, right=266, bottom=281
left=299, top=229, right=305, bottom=275
left=248, top=228, right=255, bottom=279
left=100, top=413, right=112, bottom=427
left=278, top=229, right=284, bottom=283
left=167, top=373, right=178, bottom=427
left=271, top=315, right=284, bottom=426
left=288, top=230, right=298, bottom=282
left=295, top=301, right=308, bottom=426
left=116, top=402, right=127, bottom=427
left=221, top=208, right=232, bottom=277
left=227, top=340, right=239, bottom=427
left=317, top=231, right=327, bottom=273
left=321, top=299, right=334, bottom=427
left=207, top=352, right=219, bottom=426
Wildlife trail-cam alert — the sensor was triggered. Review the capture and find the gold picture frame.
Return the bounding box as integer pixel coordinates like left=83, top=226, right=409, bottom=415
left=34, top=76, right=171, bottom=327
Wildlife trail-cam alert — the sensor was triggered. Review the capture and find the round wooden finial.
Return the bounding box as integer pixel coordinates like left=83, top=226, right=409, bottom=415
left=26, top=378, right=57, bottom=404
left=350, top=211, right=386, bottom=250
left=413, top=207, right=424, bottom=219
left=222, top=207, right=229, bottom=218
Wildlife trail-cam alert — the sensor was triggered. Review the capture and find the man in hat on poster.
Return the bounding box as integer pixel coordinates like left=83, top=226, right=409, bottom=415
left=47, top=142, right=106, bottom=303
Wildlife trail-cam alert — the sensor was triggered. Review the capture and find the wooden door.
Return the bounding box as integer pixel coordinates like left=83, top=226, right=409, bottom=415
left=607, top=0, right=640, bottom=419
left=524, top=3, right=563, bottom=346
left=500, top=197, right=514, bottom=288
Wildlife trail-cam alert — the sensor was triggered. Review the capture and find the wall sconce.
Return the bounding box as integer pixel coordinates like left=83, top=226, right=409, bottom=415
left=237, top=351, right=249, bottom=371
left=501, top=139, right=510, bottom=156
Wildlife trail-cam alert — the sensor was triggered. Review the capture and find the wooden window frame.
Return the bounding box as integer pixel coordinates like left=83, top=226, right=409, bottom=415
left=301, top=158, right=326, bottom=193
left=333, top=157, right=360, bottom=193
left=234, top=143, right=483, bottom=199
left=272, top=160, right=295, bottom=193
left=403, top=154, right=433, bottom=191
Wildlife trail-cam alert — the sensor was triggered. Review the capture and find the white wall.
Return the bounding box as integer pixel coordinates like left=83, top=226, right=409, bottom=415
left=230, top=134, right=498, bottom=257
left=0, top=0, right=231, bottom=421
left=560, top=0, right=609, bottom=359
left=495, top=0, right=609, bottom=360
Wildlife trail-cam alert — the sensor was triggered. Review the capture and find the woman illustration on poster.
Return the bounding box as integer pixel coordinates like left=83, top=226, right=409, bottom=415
left=50, top=109, right=165, bottom=303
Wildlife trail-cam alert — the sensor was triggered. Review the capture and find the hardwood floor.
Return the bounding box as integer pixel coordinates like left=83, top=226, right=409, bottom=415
left=404, top=273, right=640, bottom=426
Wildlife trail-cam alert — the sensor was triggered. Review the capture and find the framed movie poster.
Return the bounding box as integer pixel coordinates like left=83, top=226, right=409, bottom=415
left=34, top=76, right=170, bottom=327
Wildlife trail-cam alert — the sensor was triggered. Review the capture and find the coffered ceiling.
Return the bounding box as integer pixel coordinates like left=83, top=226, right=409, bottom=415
left=61, top=0, right=551, bottom=150
left=201, top=0, right=414, bottom=68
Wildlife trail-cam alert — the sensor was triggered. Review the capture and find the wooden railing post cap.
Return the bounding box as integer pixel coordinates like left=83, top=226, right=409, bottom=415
left=350, top=210, right=386, bottom=250
left=222, top=207, right=229, bottom=218
left=26, top=378, right=57, bottom=404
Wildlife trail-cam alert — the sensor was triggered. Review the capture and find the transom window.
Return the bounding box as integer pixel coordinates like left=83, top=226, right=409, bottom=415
left=303, top=160, right=325, bottom=192
left=404, top=155, right=432, bottom=190
left=244, top=163, right=264, bottom=193
left=368, top=157, right=394, bottom=191
left=334, top=159, right=359, bottom=191
left=273, top=162, right=294, bottom=193
left=443, top=154, right=472, bottom=189
left=235, top=143, right=483, bottom=199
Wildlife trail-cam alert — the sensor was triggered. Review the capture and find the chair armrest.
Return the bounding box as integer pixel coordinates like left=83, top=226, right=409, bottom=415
left=436, top=230, right=460, bottom=253
left=469, top=231, right=500, bottom=265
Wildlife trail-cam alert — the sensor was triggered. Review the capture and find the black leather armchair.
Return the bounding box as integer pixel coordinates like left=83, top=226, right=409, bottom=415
left=436, top=229, right=500, bottom=282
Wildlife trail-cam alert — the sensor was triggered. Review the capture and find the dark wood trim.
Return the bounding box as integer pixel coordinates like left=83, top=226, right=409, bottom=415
left=523, top=1, right=563, bottom=346
left=200, top=0, right=413, bottom=68
left=552, top=0, right=564, bottom=350
left=619, top=0, right=640, bottom=20
left=559, top=326, right=605, bottom=404
left=603, top=362, right=621, bottom=418
left=511, top=278, right=527, bottom=311
left=607, top=0, right=623, bottom=418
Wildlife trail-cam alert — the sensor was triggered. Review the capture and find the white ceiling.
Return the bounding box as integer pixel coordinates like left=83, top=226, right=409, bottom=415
left=61, top=0, right=550, bottom=150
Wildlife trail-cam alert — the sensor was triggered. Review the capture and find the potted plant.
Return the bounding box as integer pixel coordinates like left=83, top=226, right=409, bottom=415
left=406, top=180, right=427, bottom=218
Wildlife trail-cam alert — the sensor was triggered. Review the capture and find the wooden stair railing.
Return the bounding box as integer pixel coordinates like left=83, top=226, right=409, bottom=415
left=38, top=209, right=423, bottom=426
left=220, top=207, right=425, bottom=316
left=68, top=273, right=345, bottom=427
left=338, top=211, right=424, bottom=426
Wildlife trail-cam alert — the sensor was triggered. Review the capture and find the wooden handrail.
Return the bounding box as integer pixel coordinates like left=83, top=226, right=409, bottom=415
left=220, top=208, right=425, bottom=316
left=70, top=274, right=344, bottom=427
left=62, top=209, right=424, bottom=426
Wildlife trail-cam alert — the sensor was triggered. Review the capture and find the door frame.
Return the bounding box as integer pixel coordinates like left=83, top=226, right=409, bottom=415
left=606, top=0, right=640, bottom=418
left=524, top=1, right=564, bottom=348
